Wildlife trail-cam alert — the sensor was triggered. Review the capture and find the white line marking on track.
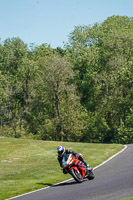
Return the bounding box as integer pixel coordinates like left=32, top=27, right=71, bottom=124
left=93, top=144, right=127, bottom=170
left=7, top=145, right=127, bottom=200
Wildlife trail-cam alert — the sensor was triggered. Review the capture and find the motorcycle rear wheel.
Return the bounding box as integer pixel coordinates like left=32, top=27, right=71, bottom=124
left=70, top=168, right=83, bottom=183
left=87, top=170, right=95, bottom=180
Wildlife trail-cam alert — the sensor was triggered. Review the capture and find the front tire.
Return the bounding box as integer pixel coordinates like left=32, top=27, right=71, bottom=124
left=70, top=168, right=83, bottom=183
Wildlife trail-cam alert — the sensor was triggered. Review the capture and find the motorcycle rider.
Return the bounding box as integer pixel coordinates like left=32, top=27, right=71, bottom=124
left=57, top=145, right=90, bottom=174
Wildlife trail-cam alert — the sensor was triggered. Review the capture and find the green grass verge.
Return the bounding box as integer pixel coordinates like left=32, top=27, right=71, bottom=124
left=0, top=137, right=123, bottom=200
left=122, top=197, right=133, bottom=200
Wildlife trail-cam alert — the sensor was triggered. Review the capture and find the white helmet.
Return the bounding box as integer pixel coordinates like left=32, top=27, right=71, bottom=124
left=57, top=146, right=65, bottom=156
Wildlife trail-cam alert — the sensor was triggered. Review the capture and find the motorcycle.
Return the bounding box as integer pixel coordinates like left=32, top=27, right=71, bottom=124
left=62, top=153, right=95, bottom=183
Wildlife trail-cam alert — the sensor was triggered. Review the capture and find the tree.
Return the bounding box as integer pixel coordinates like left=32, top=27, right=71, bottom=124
left=38, top=54, right=85, bottom=141
left=0, top=37, right=37, bottom=137
left=66, top=15, right=133, bottom=143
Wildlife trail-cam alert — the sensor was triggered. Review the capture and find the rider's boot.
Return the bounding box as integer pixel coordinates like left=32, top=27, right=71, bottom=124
left=86, top=164, right=92, bottom=171
left=83, top=160, right=91, bottom=170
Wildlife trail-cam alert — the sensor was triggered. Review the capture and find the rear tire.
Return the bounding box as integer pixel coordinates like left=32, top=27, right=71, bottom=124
left=70, top=168, right=83, bottom=183
left=87, top=170, right=95, bottom=180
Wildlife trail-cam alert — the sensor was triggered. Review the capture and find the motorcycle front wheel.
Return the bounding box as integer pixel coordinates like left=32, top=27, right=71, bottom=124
left=70, top=168, right=83, bottom=183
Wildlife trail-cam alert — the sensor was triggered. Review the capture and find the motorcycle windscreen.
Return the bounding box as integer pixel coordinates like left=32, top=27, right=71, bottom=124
left=63, top=154, right=70, bottom=161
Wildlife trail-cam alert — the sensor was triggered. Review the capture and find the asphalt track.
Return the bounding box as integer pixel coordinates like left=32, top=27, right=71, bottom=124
left=8, top=144, right=133, bottom=200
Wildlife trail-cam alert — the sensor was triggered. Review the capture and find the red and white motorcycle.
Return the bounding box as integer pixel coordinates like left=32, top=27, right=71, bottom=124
left=62, top=153, right=95, bottom=183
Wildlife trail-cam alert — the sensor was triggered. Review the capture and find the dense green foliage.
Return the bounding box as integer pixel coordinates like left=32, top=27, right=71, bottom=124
left=0, top=15, right=133, bottom=143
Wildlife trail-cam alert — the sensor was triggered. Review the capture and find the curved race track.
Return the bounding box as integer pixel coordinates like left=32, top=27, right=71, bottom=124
left=8, top=144, right=133, bottom=200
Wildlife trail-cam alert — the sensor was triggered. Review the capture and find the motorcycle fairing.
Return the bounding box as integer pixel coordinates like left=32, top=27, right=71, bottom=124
left=77, top=160, right=86, bottom=178
left=69, top=160, right=86, bottom=178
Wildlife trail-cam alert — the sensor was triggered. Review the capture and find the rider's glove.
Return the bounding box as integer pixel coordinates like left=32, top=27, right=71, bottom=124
left=76, top=153, right=84, bottom=159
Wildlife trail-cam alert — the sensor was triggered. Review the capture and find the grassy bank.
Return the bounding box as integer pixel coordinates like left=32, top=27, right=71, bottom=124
left=0, top=137, right=123, bottom=200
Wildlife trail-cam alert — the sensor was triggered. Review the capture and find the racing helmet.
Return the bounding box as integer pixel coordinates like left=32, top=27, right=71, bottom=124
left=57, top=145, right=65, bottom=156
